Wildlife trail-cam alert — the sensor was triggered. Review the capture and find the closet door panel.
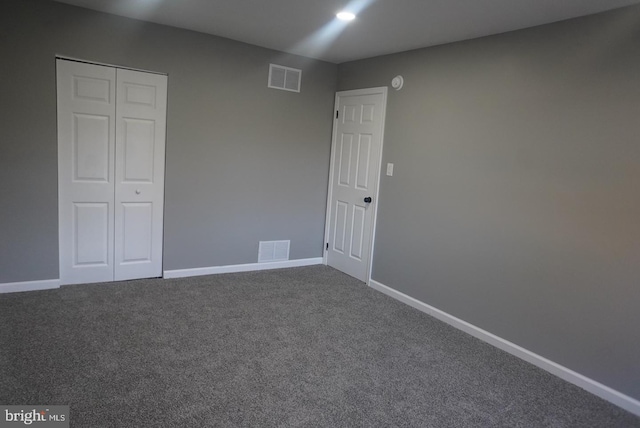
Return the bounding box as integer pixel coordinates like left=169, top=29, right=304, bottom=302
left=57, top=60, right=116, bottom=285
left=114, top=69, right=167, bottom=281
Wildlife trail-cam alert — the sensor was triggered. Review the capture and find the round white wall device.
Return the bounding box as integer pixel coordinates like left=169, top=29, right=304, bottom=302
left=391, top=75, right=404, bottom=90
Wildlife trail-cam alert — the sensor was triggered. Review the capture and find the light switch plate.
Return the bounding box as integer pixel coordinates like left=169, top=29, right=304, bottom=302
left=386, top=163, right=394, bottom=176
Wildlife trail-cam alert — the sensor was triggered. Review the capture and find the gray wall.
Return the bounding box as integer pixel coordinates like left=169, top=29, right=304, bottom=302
left=0, top=0, right=337, bottom=281
left=339, top=6, right=640, bottom=401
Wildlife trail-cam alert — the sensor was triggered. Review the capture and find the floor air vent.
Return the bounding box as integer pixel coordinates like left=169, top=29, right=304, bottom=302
left=258, top=240, right=290, bottom=263
left=268, top=64, right=301, bottom=93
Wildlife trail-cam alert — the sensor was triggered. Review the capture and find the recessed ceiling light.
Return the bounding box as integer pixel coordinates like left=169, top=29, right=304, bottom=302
left=336, top=11, right=356, bottom=21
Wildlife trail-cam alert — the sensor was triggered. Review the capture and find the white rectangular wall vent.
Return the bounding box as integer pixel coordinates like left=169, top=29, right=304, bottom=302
left=258, top=240, right=290, bottom=263
left=268, top=64, right=301, bottom=93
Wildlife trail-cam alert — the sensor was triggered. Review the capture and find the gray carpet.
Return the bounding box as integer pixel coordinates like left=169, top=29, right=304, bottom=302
left=1, top=265, right=638, bottom=427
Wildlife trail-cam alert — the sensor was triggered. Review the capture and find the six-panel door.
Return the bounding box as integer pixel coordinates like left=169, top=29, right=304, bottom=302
left=57, top=59, right=167, bottom=285
left=326, top=91, right=385, bottom=282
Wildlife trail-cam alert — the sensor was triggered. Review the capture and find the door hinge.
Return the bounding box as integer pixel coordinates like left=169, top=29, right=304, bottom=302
left=336, top=110, right=339, bottom=119
left=326, top=243, right=329, bottom=250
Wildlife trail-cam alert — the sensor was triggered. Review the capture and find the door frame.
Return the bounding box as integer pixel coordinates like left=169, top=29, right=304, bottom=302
left=322, top=86, right=388, bottom=284
left=56, top=55, right=166, bottom=76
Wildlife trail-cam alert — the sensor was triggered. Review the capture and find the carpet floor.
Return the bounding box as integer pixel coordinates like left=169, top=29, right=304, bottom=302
left=1, top=265, right=638, bottom=427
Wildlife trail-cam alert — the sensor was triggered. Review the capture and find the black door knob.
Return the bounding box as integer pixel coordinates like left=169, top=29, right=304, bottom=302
left=364, top=197, right=372, bottom=203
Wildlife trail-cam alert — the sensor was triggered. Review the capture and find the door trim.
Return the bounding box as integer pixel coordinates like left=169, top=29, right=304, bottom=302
left=55, top=55, right=167, bottom=76
left=323, top=86, right=388, bottom=284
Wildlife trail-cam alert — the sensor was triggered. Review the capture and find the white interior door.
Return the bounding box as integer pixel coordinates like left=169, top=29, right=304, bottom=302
left=114, top=69, right=167, bottom=281
left=325, top=88, right=387, bottom=282
left=57, top=59, right=167, bottom=285
left=58, top=60, right=116, bottom=285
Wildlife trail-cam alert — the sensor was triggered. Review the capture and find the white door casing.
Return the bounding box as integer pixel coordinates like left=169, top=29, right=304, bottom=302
left=324, top=87, right=387, bottom=282
left=57, top=59, right=167, bottom=285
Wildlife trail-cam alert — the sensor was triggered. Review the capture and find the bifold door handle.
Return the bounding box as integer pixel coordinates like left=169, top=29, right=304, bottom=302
left=135, top=189, right=141, bottom=195
left=364, top=197, right=372, bottom=203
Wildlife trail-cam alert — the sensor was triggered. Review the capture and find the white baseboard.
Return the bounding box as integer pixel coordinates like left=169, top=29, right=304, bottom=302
left=369, top=279, right=640, bottom=417
left=0, top=259, right=324, bottom=292
left=163, top=257, right=324, bottom=279
left=0, top=279, right=61, bottom=294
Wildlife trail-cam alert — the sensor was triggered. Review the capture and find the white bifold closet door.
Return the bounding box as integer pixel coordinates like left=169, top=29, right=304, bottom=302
left=57, top=59, right=167, bottom=285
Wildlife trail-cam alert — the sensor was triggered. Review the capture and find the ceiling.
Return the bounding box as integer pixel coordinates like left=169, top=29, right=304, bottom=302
left=52, top=0, right=640, bottom=64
